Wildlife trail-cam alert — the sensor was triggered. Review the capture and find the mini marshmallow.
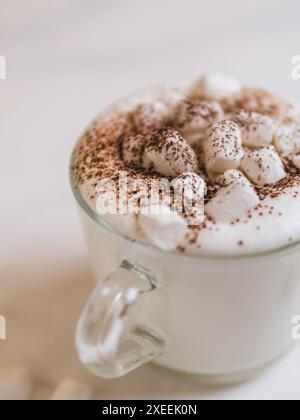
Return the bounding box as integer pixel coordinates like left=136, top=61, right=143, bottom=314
left=161, top=88, right=187, bottom=113
left=235, top=110, right=277, bottom=148
left=50, top=379, right=92, bottom=401
left=175, top=99, right=224, bottom=138
left=144, top=128, right=199, bottom=177
left=205, top=181, right=260, bottom=223
left=138, top=204, right=188, bottom=251
left=205, top=120, right=244, bottom=173
left=191, top=74, right=242, bottom=100
left=132, top=101, right=169, bottom=132
left=241, top=147, right=286, bottom=187
left=171, top=171, right=207, bottom=200
left=122, top=133, right=150, bottom=167
left=102, top=214, right=141, bottom=239
left=292, top=155, right=300, bottom=170
left=216, top=169, right=250, bottom=187
left=274, top=125, right=300, bottom=155
left=171, top=172, right=206, bottom=226
left=0, top=367, right=33, bottom=400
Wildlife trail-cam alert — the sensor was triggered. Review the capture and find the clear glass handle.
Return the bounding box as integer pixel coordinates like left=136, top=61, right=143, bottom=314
left=75, top=260, right=166, bottom=378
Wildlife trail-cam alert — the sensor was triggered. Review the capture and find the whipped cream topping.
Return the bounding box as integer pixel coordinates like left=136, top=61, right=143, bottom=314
left=73, top=75, right=300, bottom=256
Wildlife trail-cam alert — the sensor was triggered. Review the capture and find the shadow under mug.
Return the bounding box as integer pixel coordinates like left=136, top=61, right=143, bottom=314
left=70, top=160, right=300, bottom=381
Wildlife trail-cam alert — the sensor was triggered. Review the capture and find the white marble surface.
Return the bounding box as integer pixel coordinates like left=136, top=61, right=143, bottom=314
left=1, top=0, right=300, bottom=400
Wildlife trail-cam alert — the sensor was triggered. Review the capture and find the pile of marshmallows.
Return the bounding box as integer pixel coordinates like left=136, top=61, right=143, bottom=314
left=120, top=75, right=300, bottom=251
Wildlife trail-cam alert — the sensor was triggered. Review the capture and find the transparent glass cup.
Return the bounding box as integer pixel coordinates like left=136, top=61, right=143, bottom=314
left=70, top=157, right=300, bottom=381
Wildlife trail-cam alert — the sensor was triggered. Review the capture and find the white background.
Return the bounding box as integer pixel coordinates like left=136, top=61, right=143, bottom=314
left=1, top=0, right=300, bottom=399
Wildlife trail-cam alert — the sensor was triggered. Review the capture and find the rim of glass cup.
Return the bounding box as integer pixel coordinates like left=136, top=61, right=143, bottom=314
left=70, top=148, right=300, bottom=263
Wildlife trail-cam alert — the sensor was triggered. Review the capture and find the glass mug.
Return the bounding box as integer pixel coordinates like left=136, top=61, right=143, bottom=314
left=70, top=156, right=300, bottom=381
